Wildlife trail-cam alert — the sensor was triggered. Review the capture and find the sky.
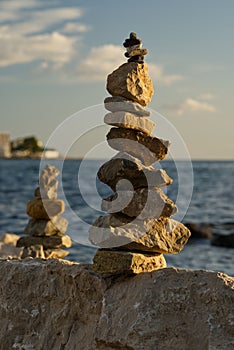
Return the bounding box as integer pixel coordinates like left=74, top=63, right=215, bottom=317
left=0, top=0, right=234, bottom=159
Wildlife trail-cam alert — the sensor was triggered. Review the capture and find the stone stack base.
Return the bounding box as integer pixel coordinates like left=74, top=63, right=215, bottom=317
left=93, top=249, right=166, bottom=274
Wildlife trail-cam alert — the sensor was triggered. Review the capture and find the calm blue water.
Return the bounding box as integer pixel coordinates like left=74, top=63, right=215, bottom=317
left=0, top=159, right=233, bottom=276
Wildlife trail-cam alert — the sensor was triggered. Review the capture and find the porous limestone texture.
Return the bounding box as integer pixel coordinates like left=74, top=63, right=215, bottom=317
left=106, top=62, right=154, bottom=106
left=0, top=259, right=233, bottom=350
left=102, top=187, right=177, bottom=219
left=89, top=215, right=190, bottom=253
left=93, top=249, right=166, bottom=274
left=98, top=152, right=172, bottom=191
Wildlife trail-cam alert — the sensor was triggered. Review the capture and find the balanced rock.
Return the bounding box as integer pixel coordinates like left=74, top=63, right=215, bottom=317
left=123, top=32, right=142, bottom=50
left=24, top=217, right=68, bottom=236
left=98, top=152, right=172, bottom=191
left=89, top=215, right=190, bottom=254
left=107, top=127, right=170, bottom=166
left=27, top=198, right=65, bottom=219
left=44, top=249, right=69, bottom=259
left=17, top=235, right=72, bottom=249
left=37, top=164, right=60, bottom=199
left=104, top=112, right=155, bottom=135
left=104, top=96, right=151, bottom=116
left=125, top=48, right=148, bottom=58
left=106, top=62, right=154, bottom=106
left=93, top=249, right=166, bottom=274
left=102, top=187, right=177, bottom=219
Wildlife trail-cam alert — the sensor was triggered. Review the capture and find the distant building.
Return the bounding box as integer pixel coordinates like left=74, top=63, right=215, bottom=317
left=43, top=149, right=60, bottom=159
left=0, top=133, right=11, bottom=158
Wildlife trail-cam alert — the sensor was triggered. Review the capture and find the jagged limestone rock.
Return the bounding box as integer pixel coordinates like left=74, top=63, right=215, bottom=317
left=102, top=187, right=177, bottom=219
left=98, top=152, right=172, bottom=191
left=93, top=249, right=166, bottom=274
left=0, top=260, right=233, bottom=349
left=89, top=215, right=190, bottom=254
left=106, top=62, right=154, bottom=106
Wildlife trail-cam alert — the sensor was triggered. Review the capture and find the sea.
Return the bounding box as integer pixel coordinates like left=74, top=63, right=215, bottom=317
left=0, top=159, right=233, bottom=277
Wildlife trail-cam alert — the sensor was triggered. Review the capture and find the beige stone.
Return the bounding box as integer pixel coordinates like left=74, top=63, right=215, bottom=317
left=106, top=62, right=154, bottom=106
left=93, top=249, right=166, bottom=274
left=44, top=249, right=69, bottom=259
left=104, top=111, right=155, bottom=134
left=107, top=127, right=170, bottom=166
left=89, top=215, right=191, bottom=254
left=24, top=217, right=68, bottom=236
left=26, top=198, right=65, bottom=219
left=104, top=96, right=151, bottom=116
left=37, top=164, right=60, bottom=199
left=102, top=187, right=177, bottom=219
left=0, top=232, right=20, bottom=245
left=0, top=233, right=23, bottom=259
left=17, top=235, right=72, bottom=249
left=98, top=152, right=172, bottom=191
left=0, top=259, right=233, bottom=349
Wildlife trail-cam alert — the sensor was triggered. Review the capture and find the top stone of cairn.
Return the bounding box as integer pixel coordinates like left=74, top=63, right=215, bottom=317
left=106, top=32, right=153, bottom=106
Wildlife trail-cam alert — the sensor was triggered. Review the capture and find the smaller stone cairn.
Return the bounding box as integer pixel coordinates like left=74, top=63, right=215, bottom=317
left=89, top=33, right=191, bottom=274
left=17, top=165, right=72, bottom=259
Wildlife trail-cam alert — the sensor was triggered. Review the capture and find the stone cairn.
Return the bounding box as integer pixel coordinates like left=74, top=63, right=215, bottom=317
left=17, top=165, right=72, bottom=259
left=89, top=33, right=191, bottom=274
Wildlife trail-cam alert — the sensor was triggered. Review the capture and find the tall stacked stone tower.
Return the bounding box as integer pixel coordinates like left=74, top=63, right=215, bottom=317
left=89, top=33, right=190, bottom=274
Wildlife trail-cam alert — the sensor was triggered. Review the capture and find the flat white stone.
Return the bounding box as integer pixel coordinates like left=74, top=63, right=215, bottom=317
left=104, top=111, right=155, bottom=135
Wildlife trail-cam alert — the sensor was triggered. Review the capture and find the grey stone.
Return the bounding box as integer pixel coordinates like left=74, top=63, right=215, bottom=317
left=89, top=215, right=191, bottom=254
left=102, top=187, right=177, bottom=219
left=93, top=249, right=166, bottom=274
left=26, top=198, right=65, bottom=219
left=104, top=111, right=155, bottom=135
left=104, top=96, right=151, bottom=116
left=107, top=127, right=170, bottom=166
left=17, top=235, right=72, bottom=249
left=125, top=48, right=148, bottom=58
left=24, top=217, right=68, bottom=236
left=97, top=152, right=172, bottom=191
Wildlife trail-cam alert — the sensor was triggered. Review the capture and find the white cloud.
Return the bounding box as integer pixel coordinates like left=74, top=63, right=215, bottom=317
left=62, top=23, right=91, bottom=34
left=199, top=93, right=216, bottom=100
left=0, top=1, right=86, bottom=68
left=76, top=45, right=125, bottom=82
left=0, top=30, right=76, bottom=67
left=76, top=45, right=184, bottom=84
left=148, top=63, right=184, bottom=86
left=176, top=98, right=216, bottom=116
